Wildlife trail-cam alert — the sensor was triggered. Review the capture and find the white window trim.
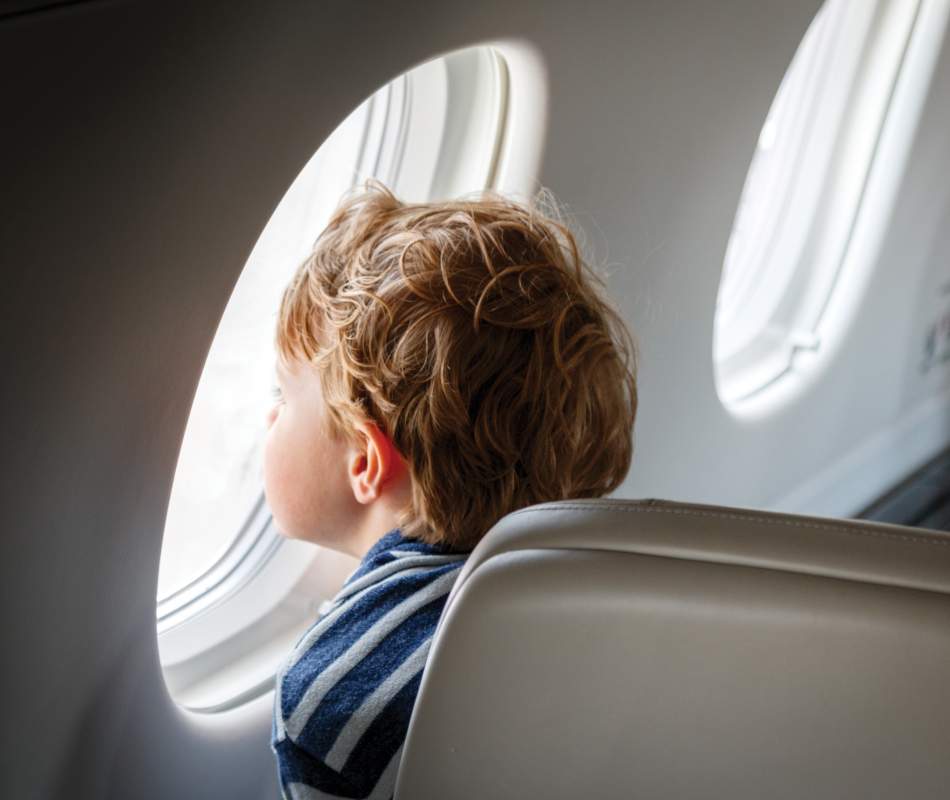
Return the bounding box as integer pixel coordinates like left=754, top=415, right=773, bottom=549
left=715, top=0, right=933, bottom=408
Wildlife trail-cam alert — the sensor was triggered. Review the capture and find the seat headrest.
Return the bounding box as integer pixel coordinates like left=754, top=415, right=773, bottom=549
left=397, top=499, right=950, bottom=799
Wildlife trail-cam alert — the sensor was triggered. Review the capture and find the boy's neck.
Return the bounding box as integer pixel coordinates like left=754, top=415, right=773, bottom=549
left=344, top=502, right=406, bottom=560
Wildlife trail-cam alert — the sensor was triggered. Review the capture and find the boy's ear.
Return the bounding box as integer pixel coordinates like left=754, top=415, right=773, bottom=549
left=347, top=420, right=406, bottom=504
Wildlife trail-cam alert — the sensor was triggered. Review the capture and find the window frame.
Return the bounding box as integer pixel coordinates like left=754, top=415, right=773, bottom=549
left=713, top=0, right=928, bottom=407
left=157, top=41, right=546, bottom=712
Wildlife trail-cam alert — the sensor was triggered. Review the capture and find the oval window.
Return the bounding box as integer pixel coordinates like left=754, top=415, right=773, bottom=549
left=713, top=0, right=924, bottom=406
left=157, top=43, right=545, bottom=710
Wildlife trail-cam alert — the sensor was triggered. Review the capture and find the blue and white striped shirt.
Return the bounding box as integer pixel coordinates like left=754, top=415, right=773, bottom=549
left=272, top=529, right=468, bottom=800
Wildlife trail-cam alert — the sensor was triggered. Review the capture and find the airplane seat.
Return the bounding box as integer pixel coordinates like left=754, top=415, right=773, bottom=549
left=395, top=498, right=950, bottom=799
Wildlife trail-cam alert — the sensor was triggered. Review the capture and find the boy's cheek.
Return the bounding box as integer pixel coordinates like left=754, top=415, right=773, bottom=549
left=262, top=435, right=289, bottom=533
left=263, top=437, right=322, bottom=540
left=264, top=478, right=299, bottom=539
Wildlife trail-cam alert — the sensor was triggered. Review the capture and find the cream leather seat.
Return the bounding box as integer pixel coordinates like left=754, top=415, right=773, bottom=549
left=396, top=499, right=950, bottom=799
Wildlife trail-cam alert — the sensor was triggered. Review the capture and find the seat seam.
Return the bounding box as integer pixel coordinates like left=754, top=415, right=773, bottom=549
left=507, top=503, right=950, bottom=550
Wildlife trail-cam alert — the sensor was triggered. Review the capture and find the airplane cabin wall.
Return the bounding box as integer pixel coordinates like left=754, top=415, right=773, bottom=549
left=621, top=0, right=950, bottom=515
left=4, top=0, right=948, bottom=798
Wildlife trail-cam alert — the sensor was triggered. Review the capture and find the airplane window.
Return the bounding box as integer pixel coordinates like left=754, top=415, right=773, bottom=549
left=713, top=0, right=925, bottom=406
left=156, top=43, right=541, bottom=711
left=157, top=90, right=372, bottom=605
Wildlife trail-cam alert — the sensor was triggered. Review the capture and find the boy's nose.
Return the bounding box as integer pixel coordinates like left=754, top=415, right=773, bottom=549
left=266, top=404, right=279, bottom=428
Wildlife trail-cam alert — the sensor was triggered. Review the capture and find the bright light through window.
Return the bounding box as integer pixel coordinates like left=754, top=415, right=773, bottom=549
left=713, top=0, right=923, bottom=406
left=158, top=102, right=372, bottom=600
left=158, top=46, right=508, bottom=605
left=715, top=3, right=831, bottom=330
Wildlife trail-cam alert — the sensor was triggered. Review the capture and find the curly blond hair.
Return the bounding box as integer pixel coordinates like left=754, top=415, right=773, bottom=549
left=276, top=182, right=637, bottom=550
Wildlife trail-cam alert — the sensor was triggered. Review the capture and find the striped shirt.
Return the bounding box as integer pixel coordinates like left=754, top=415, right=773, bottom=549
left=272, top=529, right=469, bottom=800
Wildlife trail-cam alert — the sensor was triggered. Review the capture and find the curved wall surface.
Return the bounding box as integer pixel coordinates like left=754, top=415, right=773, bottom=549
left=5, top=0, right=950, bottom=797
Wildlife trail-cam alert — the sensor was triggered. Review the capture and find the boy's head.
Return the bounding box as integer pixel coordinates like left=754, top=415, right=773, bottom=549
left=266, top=181, right=636, bottom=553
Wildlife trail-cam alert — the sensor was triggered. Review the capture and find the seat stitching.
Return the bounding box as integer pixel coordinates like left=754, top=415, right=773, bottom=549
left=507, top=503, right=950, bottom=549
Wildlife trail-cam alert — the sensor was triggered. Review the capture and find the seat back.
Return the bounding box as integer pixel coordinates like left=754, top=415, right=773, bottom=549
left=396, top=499, right=950, bottom=799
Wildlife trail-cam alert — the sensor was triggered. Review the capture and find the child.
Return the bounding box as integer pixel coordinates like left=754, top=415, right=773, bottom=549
left=265, top=181, right=637, bottom=799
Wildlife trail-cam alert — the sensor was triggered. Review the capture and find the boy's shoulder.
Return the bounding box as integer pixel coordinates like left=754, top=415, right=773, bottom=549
left=273, top=530, right=468, bottom=798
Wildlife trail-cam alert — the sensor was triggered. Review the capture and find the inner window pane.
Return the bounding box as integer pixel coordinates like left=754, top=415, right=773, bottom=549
left=157, top=99, right=372, bottom=600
